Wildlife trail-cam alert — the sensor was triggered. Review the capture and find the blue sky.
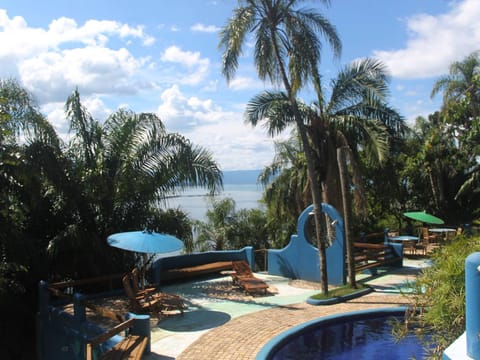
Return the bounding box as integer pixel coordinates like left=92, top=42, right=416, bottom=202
left=1, top=0, right=479, bottom=170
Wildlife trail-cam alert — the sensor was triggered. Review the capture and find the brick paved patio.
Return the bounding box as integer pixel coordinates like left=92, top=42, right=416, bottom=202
left=175, top=293, right=408, bottom=360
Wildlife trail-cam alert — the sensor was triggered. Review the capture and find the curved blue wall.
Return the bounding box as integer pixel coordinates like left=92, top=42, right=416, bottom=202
left=267, top=204, right=346, bottom=285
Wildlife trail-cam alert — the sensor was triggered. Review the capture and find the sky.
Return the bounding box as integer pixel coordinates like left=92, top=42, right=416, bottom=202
left=1, top=0, right=480, bottom=171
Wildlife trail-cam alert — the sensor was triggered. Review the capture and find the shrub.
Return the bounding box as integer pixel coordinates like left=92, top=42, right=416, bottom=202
left=399, top=235, right=480, bottom=358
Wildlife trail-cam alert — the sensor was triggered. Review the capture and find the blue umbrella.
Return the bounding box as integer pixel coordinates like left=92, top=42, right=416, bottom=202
left=107, top=230, right=184, bottom=254
left=108, top=230, right=184, bottom=287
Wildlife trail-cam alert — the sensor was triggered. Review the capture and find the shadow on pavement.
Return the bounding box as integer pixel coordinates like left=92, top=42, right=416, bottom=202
left=156, top=309, right=231, bottom=332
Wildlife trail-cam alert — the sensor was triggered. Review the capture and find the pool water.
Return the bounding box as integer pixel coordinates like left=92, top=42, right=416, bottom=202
left=268, top=310, right=430, bottom=360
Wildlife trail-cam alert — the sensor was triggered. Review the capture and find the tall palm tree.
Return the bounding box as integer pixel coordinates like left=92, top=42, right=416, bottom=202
left=430, top=53, right=480, bottom=216
left=220, top=0, right=341, bottom=294
left=431, top=51, right=480, bottom=128
left=246, top=58, right=405, bottom=287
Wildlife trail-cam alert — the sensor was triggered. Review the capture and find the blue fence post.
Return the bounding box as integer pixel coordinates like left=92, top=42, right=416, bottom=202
left=127, top=312, right=151, bottom=353
left=38, top=280, right=50, bottom=316
left=384, top=228, right=390, bottom=243
left=73, top=293, right=86, bottom=323
left=466, top=252, right=480, bottom=359
left=465, top=224, right=472, bottom=237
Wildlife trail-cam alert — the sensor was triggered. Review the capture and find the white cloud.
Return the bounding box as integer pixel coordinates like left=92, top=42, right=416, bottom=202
left=202, top=80, right=218, bottom=92
left=373, top=0, right=480, bottom=79
left=160, top=46, right=210, bottom=85
left=0, top=10, right=156, bottom=102
left=157, top=85, right=219, bottom=130
left=156, top=85, right=279, bottom=170
left=190, top=23, right=220, bottom=33
left=0, top=10, right=153, bottom=56
left=19, top=46, right=145, bottom=102
left=228, top=76, right=265, bottom=91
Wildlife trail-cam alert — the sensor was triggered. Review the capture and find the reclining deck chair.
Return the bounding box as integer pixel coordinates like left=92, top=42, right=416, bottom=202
left=122, top=272, right=185, bottom=317
left=131, top=267, right=156, bottom=296
left=231, top=260, right=269, bottom=295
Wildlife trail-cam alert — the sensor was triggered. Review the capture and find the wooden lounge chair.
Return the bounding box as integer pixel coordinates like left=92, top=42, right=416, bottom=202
left=231, top=260, right=269, bottom=294
left=86, top=317, right=147, bottom=360
left=131, top=267, right=156, bottom=296
left=231, top=260, right=258, bottom=283
left=122, top=273, right=185, bottom=317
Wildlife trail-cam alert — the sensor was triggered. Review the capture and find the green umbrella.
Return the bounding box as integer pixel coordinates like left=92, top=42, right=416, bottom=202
left=403, top=211, right=444, bottom=225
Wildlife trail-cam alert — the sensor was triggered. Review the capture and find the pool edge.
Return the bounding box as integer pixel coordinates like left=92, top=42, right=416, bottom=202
left=255, top=307, right=407, bottom=360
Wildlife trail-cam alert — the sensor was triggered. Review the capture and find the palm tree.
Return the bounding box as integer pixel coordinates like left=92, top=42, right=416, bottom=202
left=431, top=53, right=480, bottom=216
left=258, top=133, right=309, bottom=247
left=193, top=198, right=237, bottom=251
left=0, top=78, right=59, bottom=145
left=220, top=0, right=341, bottom=294
left=318, top=59, right=405, bottom=286
left=246, top=58, right=405, bottom=287
left=43, top=90, right=223, bottom=277
left=0, top=79, right=63, bottom=359
left=431, top=51, right=480, bottom=128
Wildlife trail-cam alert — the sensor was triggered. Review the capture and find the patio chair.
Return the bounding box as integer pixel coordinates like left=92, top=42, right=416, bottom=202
left=422, top=227, right=440, bottom=252
left=122, top=273, right=185, bottom=317
left=414, top=238, right=427, bottom=256
left=130, top=267, right=156, bottom=296
left=86, top=317, right=147, bottom=360
left=231, top=260, right=269, bottom=295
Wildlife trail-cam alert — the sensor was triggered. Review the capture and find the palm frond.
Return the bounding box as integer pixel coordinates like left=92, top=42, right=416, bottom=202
left=219, top=6, right=256, bottom=83
left=245, top=90, right=295, bottom=136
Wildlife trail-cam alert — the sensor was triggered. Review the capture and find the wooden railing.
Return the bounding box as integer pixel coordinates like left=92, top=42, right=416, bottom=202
left=353, top=242, right=402, bottom=272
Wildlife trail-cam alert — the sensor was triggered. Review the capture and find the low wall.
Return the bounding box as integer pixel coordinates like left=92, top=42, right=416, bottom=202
left=151, top=247, right=254, bottom=284
left=267, top=204, right=346, bottom=285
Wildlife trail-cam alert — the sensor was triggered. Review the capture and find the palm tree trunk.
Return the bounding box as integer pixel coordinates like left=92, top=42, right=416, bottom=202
left=337, top=146, right=356, bottom=288
left=427, top=166, right=440, bottom=210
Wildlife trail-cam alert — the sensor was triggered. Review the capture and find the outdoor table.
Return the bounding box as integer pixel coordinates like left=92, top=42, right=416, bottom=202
left=388, top=235, right=419, bottom=255
left=429, top=228, right=456, bottom=241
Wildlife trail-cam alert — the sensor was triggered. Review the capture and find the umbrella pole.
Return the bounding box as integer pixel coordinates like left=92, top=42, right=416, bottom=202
left=141, top=253, right=147, bottom=289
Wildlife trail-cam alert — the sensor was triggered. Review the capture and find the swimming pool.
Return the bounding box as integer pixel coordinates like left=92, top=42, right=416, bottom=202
left=256, top=308, right=430, bottom=360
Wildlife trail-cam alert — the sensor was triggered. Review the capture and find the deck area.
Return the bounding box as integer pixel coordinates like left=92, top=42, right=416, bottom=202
left=143, top=257, right=429, bottom=359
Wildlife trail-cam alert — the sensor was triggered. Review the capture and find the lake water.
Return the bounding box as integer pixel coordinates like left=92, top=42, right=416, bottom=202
left=165, top=183, right=264, bottom=221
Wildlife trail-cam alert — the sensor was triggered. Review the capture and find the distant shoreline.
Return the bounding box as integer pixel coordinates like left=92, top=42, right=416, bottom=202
left=166, top=181, right=264, bottom=221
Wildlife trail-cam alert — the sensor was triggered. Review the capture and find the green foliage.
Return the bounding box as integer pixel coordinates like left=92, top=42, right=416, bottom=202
left=193, top=197, right=267, bottom=252
left=400, top=235, right=480, bottom=358
left=0, top=81, right=223, bottom=357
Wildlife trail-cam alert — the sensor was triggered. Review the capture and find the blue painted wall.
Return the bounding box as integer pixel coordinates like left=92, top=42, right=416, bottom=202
left=267, top=204, right=346, bottom=285
left=151, top=247, right=254, bottom=284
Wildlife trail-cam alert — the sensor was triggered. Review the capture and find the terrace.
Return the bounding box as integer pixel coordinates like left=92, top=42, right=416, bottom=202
left=37, top=253, right=428, bottom=360
left=37, top=204, right=471, bottom=359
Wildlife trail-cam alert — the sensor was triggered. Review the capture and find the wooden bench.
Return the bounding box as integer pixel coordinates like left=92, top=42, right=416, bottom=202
left=353, top=242, right=401, bottom=273
left=161, top=261, right=233, bottom=281
left=86, top=317, right=147, bottom=360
